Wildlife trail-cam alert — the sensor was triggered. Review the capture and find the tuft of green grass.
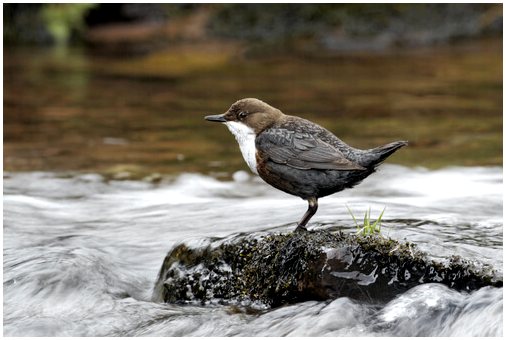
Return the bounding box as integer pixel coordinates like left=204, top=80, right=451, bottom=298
left=346, top=205, right=385, bottom=236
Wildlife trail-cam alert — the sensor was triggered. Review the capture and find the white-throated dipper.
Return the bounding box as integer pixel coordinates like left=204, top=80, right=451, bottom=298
left=205, top=98, right=407, bottom=231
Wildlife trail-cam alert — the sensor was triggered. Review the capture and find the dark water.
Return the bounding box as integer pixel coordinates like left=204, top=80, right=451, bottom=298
left=4, top=39, right=502, bottom=176
left=3, top=166, right=503, bottom=336
left=3, top=40, right=503, bottom=336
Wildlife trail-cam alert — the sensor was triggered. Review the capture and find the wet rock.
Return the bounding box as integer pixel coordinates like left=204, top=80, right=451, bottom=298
left=152, top=230, right=502, bottom=307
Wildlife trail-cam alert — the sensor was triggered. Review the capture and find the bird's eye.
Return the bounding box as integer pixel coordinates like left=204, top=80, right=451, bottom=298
left=238, top=111, right=248, bottom=119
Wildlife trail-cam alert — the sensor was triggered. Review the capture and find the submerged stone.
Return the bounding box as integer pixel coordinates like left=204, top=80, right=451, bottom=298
left=152, top=230, right=502, bottom=307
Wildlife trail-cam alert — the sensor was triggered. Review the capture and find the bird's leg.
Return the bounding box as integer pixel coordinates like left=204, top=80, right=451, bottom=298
left=295, top=197, right=318, bottom=232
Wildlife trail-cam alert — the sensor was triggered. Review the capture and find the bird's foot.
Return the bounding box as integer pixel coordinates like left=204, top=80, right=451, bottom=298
left=294, top=225, right=308, bottom=233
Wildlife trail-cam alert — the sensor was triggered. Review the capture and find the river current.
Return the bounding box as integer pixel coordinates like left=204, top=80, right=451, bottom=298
left=3, top=165, right=503, bottom=336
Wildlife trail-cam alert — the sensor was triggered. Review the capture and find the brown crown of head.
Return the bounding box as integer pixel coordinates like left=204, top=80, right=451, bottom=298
left=215, top=98, right=285, bottom=134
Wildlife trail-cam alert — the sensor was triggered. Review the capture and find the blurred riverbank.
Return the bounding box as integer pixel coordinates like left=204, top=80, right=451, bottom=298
left=5, top=4, right=502, bottom=51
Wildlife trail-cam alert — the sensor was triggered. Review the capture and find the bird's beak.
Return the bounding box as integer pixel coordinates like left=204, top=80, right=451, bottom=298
left=205, top=114, right=227, bottom=123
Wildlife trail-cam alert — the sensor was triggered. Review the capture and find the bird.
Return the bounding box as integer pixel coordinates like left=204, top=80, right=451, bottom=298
left=205, top=98, right=407, bottom=232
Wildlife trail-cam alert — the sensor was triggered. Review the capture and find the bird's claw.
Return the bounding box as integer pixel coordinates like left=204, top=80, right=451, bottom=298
left=294, top=225, right=308, bottom=233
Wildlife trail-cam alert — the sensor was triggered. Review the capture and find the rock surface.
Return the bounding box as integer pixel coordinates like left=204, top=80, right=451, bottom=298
left=152, top=229, right=502, bottom=307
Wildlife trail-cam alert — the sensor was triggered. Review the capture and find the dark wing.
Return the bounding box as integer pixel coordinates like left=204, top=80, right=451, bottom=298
left=256, top=128, right=365, bottom=171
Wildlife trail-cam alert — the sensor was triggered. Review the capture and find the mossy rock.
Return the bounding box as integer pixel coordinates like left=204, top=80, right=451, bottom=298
left=152, top=229, right=502, bottom=307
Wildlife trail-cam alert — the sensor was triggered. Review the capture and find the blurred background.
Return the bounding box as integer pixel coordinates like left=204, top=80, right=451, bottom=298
left=4, top=3, right=503, bottom=180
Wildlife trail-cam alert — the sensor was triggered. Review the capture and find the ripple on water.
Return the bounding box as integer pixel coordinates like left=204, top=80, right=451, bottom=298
left=2, top=165, right=503, bottom=336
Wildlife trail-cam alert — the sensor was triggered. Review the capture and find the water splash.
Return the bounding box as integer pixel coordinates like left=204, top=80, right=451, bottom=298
left=3, top=165, right=503, bottom=336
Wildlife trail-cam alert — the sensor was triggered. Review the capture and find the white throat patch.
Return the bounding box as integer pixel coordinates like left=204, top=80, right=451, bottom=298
left=225, top=121, right=258, bottom=175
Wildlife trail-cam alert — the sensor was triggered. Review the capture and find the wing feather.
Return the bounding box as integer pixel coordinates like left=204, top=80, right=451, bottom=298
left=256, top=128, right=365, bottom=171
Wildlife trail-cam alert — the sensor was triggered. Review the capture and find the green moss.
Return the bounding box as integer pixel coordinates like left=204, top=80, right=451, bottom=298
left=41, top=4, right=96, bottom=45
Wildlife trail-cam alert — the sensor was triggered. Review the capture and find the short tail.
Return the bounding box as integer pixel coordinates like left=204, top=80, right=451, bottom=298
left=361, top=140, right=408, bottom=168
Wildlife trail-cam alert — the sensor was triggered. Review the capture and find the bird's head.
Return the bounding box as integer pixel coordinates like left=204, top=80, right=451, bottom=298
left=205, top=98, right=283, bottom=134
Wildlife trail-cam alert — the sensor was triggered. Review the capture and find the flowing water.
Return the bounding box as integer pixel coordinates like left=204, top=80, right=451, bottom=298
left=3, top=165, right=502, bottom=336
left=3, top=38, right=503, bottom=336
